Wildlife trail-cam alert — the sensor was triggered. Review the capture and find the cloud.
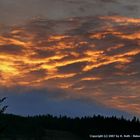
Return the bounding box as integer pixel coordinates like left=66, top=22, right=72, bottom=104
left=0, top=15, right=140, bottom=116
left=0, top=45, right=23, bottom=55
left=0, top=84, right=134, bottom=118
left=0, top=0, right=140, bottom=26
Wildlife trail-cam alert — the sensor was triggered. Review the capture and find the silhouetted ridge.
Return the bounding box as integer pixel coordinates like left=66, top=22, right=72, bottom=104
left=0, top=114, right=140, bottom=139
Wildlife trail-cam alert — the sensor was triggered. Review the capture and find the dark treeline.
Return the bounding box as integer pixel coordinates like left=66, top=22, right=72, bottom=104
left=0, top=114, right=140, bottom=139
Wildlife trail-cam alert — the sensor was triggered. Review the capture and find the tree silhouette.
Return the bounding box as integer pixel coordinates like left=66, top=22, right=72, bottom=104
left=0, top=99, right=140, bottom=139
left=0, top=113, right=139, bottom=139
left=0, top=97, right=8, bottom=134
left=0, top=97, right=8, bottom=114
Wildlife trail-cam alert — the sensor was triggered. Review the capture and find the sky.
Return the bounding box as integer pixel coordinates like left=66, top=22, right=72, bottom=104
left=0, top=0, right=140, bottom=118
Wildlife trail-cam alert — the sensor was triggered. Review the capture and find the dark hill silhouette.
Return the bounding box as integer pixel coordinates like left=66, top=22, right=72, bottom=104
left=0, top=114, right=140, bottom=139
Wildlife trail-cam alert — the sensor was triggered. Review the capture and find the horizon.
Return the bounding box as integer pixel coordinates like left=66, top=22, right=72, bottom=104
left=0, top=0, right=140, bottom=119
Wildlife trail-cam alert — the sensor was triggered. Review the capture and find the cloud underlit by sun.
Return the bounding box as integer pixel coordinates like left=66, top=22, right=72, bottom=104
left=0, top=15, right=140, bottom=115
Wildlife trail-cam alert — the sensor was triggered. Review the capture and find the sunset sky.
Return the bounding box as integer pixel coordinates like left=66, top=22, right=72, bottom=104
left=0, top=0, right=140, bottom=118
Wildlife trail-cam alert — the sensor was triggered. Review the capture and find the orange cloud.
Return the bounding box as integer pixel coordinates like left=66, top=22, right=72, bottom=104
left=100, top=16, right=140, bottom=24
left=0, top=16, right=140, bottom=115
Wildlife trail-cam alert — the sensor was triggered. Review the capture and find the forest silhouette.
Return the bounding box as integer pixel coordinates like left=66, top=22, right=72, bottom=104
left=0, top=98, right=140, bottom=139
left=0, top=114, right=140, bottom=139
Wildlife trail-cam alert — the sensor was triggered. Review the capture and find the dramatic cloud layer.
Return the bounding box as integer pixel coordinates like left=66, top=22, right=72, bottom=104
left=0, top=0, right=140, bottom=25
left=0, top=15, right=140, bottom=115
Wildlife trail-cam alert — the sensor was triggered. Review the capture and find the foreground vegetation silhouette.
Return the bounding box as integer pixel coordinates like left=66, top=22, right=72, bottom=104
left=0, top=97, right=8, bottom=134
left=0, top=113, right=140, bottom=139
